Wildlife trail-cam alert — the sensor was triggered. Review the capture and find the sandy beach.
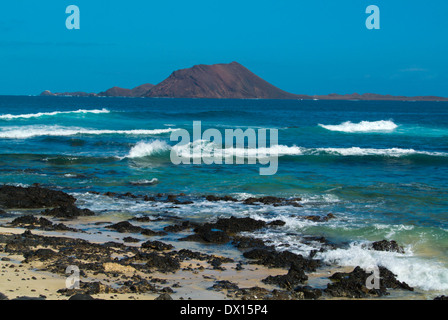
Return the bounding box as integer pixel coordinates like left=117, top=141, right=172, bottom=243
left=1, top=185, right=438, bottom=301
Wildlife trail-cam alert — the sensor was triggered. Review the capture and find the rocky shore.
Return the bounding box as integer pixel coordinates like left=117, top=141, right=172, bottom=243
left=0, top=184, right=437, bottom=300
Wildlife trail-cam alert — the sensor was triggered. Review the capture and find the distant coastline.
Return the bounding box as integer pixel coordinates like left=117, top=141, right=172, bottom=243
left=39, top=62, right=448, bottom=102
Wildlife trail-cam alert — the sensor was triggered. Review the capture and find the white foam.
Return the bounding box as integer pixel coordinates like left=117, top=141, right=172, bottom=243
left=317, top=242, right=448, bottom=291
left=314, top=147, right=447, bottom=157
left=126, top=140, right=171, bottom=158
left=125, top=139, right=448, bottom=160
left=0, top=108, right=110, bottom=120
left=129, top=178, right=159, bottom=185
left=319, top=120, right=398, bottom=133
left=0, top=125, right=178, bottom=139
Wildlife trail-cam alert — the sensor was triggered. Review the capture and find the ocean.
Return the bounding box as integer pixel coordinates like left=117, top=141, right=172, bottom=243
left=1, top=95, right=448, bottom=295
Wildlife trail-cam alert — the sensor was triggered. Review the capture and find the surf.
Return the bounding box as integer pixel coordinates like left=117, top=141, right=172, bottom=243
left=319, top=120, right=398, bottom=133
left=0, top=125, right=179, bottom=139
left=0, top=108, right=110, bottom=120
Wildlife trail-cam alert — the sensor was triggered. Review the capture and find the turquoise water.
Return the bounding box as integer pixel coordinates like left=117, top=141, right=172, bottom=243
left=1, top=95, right=448, bottom=294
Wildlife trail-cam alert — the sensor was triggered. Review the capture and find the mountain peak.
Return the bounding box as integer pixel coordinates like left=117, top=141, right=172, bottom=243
left=145, top=62, right=302, bottom=99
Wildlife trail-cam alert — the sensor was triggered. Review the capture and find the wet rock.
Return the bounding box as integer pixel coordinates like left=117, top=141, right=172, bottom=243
left=231, top=286, right=304, bottom=300
left=434, top=295, right=448, bottom=300
left=141, top=229, right=167, bottom=237
left=23, top=248, right=59, bottom=262
left=0, top=209, right=6, bottom=216
left=243, top=248, right=320, bottom=271
left=262, top=264, right=308, bottom=289
left=205, top=195, right=238, bottom=202
left=211, top=280, right=240, bottom=291
left=120, top=279, right=158, bottom=294
left=267, top=220, right=286, bottom=227
left=0, top=292, right=8, bottom=300
left=370, top=240, right=405, bottom=254
left=180, top=229, right=230, bottom=244
left=146, top=253, right=180, bottom=273
left=142, top=240, right=174, bottom=251
left=244, top=196, right=284, bottom=206
left=294, top=286, right=323, bottom=300
left=106, top=221, right=144, bottom=233
left=42, top=204, right=95, bottom=219
left=326, top=266, right=413, bottom=298
left=10, top=215, right=79, bottom=232
left=123, top=237, right=140, bottom=243
left=130, top=216, right=152, bottom=222
left=232, top=236, right=266, bottom=249
left=304, top=213, right=335, bottom=222
left=0, top=185, right=76, bottom=209
left=155, top=293, right=173, bottom=300
left=164, top=221, right=197, bottom=233
left=106, top=220, right=167, bottom=236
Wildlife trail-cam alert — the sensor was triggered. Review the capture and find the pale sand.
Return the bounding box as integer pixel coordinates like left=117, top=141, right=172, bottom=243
left=0, top=227, right=288, bottom=300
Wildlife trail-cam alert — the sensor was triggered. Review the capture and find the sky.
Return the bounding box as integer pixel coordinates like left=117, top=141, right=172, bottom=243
left=0, top=0, right=447, bottom=96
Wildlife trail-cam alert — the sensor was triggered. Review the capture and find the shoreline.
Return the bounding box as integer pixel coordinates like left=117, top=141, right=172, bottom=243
left=0, top=185, right=445, bottom=300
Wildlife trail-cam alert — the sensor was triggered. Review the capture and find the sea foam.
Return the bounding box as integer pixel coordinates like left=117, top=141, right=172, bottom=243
left=317, top=242, right=448, bottom=291
left=0, top=108, right=110, bottom=120
left=319, top=120, right=398, bottom=133
left=0, top=125, right=178, bottom=139
left=124, top=140, right=448, bottom=159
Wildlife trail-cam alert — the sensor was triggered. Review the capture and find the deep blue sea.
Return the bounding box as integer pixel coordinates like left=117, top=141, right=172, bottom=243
left=1, top=95, right=448, bottom=294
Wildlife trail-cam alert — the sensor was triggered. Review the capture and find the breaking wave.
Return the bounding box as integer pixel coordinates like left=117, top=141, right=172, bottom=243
left=125, top=140, right=448, bottom=159
left=0, top=108, right=110, bottom=120
left=319, top=120, right=398, bottom=133
left=0, top=125, right=179, bottom=139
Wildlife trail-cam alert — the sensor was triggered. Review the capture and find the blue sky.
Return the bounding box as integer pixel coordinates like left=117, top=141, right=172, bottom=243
left=1, top=0, right=447, bottom=96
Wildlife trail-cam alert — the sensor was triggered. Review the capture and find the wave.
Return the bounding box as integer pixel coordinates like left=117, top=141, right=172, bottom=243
left=319, top=120, right=398, bottom=133
left=0, top=108, right=110, bottom=120
left=126, top=140, right=171, bottom=158
left=312, top=147, right=448, bottom=157
left=129, top=178, right=159, bottom=185
left=317, top=242, right=448, bottom=291
left=0, top=125, right=179, bottom=139
left=125, top=140, right=448, bottom=160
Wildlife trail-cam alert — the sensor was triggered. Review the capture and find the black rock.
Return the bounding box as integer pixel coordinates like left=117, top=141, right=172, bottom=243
left=155, top=293, right=173, bottom=300
left=164, top=221, right=196, bottom=233
left=142, top=240, right=174, bottom=251
left=211, top=280, right=239, bottom=291
left=243, top=248, right=320, bottom=271
left=0, top=185, right=76, bottom=209
left=42, top=204, right=95, bottom=219
left=294, top=286, right=323, bottom=300
left=434, top=295, right=448, bottom=300
left=205, top=195, right=238, bottom=202
left=123, top=237, right=141, bottom=243
left=146, top=253, right=180, bottom=273
left=106, top=221, right=145, bottom=233
left=0, top=292, right=8, bottom=300
left=10, top=215, right=79, bottom=232
left=180, top=228, right=230, bottom=244
left=326, top=266, right=413, bottom=298
left=24, top=248, right=59, bottom=262
left=232, top=236, right=266, bottom=249
left=262, top=264, right=308, bottom=289
left=370, top=240, right=405, bottom=254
